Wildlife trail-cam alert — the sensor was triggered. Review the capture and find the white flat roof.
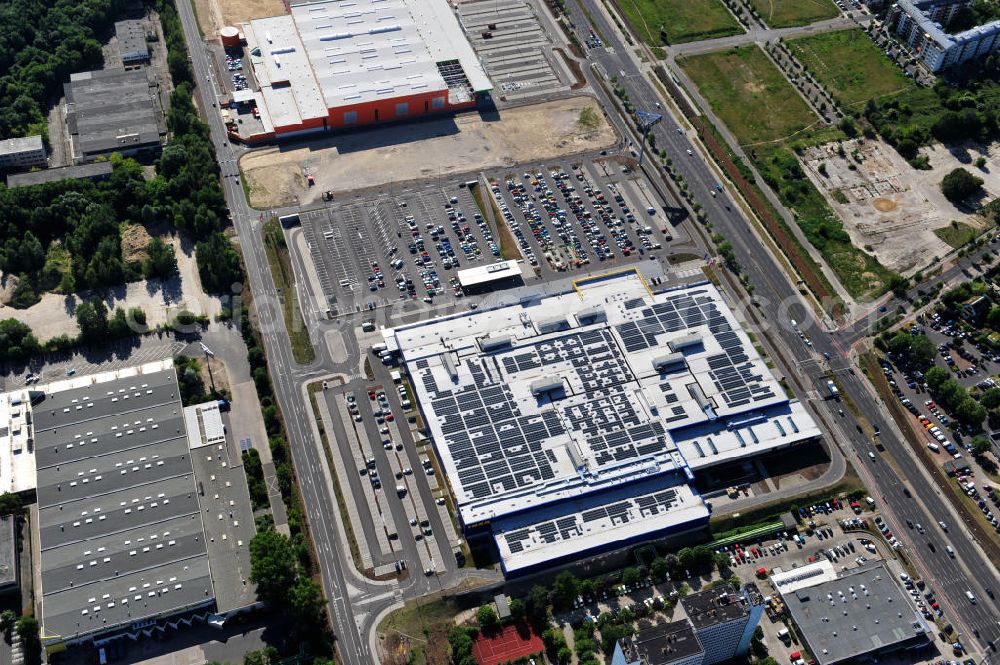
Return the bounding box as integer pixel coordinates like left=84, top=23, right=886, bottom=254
left=493, top=476, right=709, bottom=574
left=244, top=15, right=329, bottom=127
left=771, top=560, right=837, bottom=594
left=244, top=0, right=491, bottom=125
left=392, top=271, right=820, bottom=528
left=457, top=260, right=522, bottom=287
left=184, top=402, right=226, bottom=449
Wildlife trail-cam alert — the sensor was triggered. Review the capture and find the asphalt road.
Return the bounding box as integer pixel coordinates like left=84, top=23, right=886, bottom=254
left=174, top=0, right=1000, bottom=658
left=566, top=0, right=1000, bottom=652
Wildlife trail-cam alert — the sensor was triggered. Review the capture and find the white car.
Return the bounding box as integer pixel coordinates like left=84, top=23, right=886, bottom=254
left=686, top=149, right=693, bottom=156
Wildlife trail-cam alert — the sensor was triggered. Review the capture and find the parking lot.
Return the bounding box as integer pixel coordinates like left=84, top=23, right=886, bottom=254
left=319, top=368, right=462, bottom=577
left=298, top=156, right=691, bottom=317
left=488, top=158, right=681, bottom=277
left=457, top=0, right=572, bottom=104
left=301, top=179, right=501, bottom=316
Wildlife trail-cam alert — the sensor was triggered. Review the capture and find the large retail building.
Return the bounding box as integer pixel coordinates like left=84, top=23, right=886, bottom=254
left=239, top=0, right=492, bottom=139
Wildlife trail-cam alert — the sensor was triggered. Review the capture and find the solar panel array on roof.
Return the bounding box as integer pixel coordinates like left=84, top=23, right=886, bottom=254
left=498, top=484, right=684, bottom=554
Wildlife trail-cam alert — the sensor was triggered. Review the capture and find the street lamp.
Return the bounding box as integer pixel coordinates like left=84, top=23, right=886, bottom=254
left=635, top=109, right=663, bottom=168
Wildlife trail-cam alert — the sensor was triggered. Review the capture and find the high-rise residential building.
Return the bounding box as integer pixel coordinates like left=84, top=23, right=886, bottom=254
left=887, top=0, right=1000, bottom=72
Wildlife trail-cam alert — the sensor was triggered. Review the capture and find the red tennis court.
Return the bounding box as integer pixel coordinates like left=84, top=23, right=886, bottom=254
left=471, top=624, right=544, bottom=665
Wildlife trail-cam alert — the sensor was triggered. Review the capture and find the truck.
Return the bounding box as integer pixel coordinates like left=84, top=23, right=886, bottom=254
left=826, top=380, right=840, bottom=399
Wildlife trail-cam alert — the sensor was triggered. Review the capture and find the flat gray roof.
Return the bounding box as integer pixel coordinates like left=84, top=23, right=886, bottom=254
left=64, top=68, right=164, bottom=159
left=784, top=563, right=929, bottom=665
left=6, top=162, right=113, bottom=188
left=681, top=585, right=747, bottom=629
left=115, top=20, right=150, bottom=62
left=0, top=515, right=16, bottom=590
left=632, top=620, right=703, bottom=665
left=0, top=135, right=43, bottom=156
left=188, top=412, right=257, bottom=613
left=34, top=368, right=214, bottom=644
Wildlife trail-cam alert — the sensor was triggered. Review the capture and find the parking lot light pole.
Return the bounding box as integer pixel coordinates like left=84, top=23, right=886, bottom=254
left=635, top=109, right=663, bottom=169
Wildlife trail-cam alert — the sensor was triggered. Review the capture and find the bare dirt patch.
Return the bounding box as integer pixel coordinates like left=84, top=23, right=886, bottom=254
left=239, top=96, right=618, bottom=208
left=801, top=137, right=996, bottom=275
left=121, top=224, right=153, bottom=263
left=193, top=0, right=286, bottom=37
left=871, top=197, right=898, bottom=212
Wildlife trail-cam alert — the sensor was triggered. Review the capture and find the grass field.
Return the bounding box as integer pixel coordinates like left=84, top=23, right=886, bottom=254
left=749, top=0, right=840, bottom=27
left=789, top=29, right=916, bottom=109
left=262, top=219, right=316, bottom=364
left=615, top=0, right=743, bottom=45
left=934, top=220, right=978, bottom=248
left=679, top=46, right=818, bottom=145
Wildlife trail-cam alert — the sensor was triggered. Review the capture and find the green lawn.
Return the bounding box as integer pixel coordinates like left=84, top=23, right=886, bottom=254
left=679, top=46, right=818, bottom=145
left=934, top=221, right=978, bottom=248
left=789, top=29, right=916, bottom=109
left=749, top=0, right=840, bottom=28
left=262, top=219, right=315, bottom=364
left=615, top=0, right=743, bottom=45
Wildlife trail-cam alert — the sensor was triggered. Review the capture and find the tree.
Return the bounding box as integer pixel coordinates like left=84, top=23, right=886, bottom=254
left=925, top=366, right=951, bottom=393
left=981, top=387, right=1000, bottom=409
left=954, top=397, right=986, bottom=429
left=0, top=492, right=23, bottom=515
left=289, top=577, right=326, bottom=626
left=941, top=168, right=985, bottom=203
left=143, top=236, right=177, bottom=280
left=0, top=609, right=15, bottom=638
left=75, top=297, right=108, bottom=343
left=243, top=647, right=279, bottom=665
left=527, top=584, right=550, bottom=627
left=972, top=434, right=992, bottom=455
left=16, top=615, right=40, bottom=665
left=509, top=598, right=525, bottom=621
left=552, top=571, right=580, bottom=610
left=0, top=319, right=39, bottom=361
left=650, top=557, right=669, bottom=581
left=888, top=274, right=909, bottom=298
left=477, top=605, right=500, bottom=633
left=622, top=567, right=640, bottom=587
left=248, top=529, right=297, bottom=608
left=196, top=232, right=244, bottom=294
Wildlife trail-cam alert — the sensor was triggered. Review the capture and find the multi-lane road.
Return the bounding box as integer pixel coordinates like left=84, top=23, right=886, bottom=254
left=172, top=0, right=1000, bottom=659
left=566, top=0, right=1000, bottom=651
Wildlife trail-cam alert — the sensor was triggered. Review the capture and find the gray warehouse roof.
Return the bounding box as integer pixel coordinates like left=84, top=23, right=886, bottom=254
left=0, top=515, right=16, bottom=592
left=783, top=563, right=929, bottom=665
left=7, top=162, right=113, bottom=188
left=116, top=20, right=150, bottom=63
left=64, top=68, right=164, bottom=160
left=34, top=367, right=214, bottom=644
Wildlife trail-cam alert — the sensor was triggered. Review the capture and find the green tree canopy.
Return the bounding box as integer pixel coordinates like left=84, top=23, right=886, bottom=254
left=941, top=168, right=985, bottom=202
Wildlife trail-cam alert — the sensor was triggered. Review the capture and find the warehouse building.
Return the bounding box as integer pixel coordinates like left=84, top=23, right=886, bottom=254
left=238, top=0, right=492, bottom=140
left=116, top=20, right=151, bottom=66
left=7, top=162, right=113, bottom=188
left=779, top=562, right=930, bottom=665
left=388, top=269, right=821, bottom=576
left=64, top=68, right=165, bottom=163
left=0, top=135, right=46, bottom=171
left=0, top=361, right=258, bottom=649
left=0, top=515, right=17, bottom=597
left=888, top=0, right=1000, bottom=72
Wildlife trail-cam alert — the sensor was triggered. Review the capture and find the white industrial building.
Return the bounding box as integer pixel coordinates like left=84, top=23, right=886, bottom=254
left=387, top=269, right=821, bottom=575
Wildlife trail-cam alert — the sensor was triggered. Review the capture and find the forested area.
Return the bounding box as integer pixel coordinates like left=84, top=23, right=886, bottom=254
left=0, top=0, right=124, bottom=139
left=0, top=0, right=237, bottom=309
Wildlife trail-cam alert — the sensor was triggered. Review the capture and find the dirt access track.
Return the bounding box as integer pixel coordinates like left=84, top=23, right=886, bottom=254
left=239, top=96, right=618, bottom=209
left=193, top=0, right=285, bottom=35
